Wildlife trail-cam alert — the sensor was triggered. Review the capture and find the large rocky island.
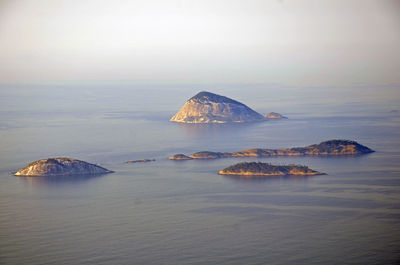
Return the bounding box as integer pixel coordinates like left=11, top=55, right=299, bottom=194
left=218, top=162, right=325, bottom=177
left=170, top=91, right=265, bottom=123
left=169, top=140, right=374, bottom=160
left=14, top=158, right=113, bottom=176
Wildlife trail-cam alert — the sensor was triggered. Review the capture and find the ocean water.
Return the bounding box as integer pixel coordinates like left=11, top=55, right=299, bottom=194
left=0, top=84, right=399, bottom=264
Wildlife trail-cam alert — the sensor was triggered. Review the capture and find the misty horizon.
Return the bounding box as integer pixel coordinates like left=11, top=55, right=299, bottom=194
left=0, top=0, right=399, bottom=86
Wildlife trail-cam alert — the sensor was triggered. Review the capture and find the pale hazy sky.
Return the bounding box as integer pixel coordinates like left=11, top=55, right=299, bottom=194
left=0, top=0, right=399, bottom=85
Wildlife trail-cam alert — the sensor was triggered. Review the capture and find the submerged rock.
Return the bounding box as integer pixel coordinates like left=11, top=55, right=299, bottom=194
left=169, top=140, right=375, bottom=160
left=170, top=91, right=264, bottom=123
left=14, top=158, right=113, bottom=176
left=265, top=112, right=287, bottom=119
left=218, top=162, right=325, bottom=177
left=126, top=159, right=155, bottom=163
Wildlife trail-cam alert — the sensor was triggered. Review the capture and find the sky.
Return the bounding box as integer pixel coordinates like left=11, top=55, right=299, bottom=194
left=0, top=0, right=399, bottom=86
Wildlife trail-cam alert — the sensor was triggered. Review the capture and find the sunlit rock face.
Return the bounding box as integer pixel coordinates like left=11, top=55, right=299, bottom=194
left=14, top=158, right=113, bottom=176
left=170, top=91, right=265, bottom=123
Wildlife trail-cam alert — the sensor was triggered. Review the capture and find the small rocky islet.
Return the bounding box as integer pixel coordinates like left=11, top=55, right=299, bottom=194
left=218, top=162, right=325, bottom=177
left=265, top=112, right=287, bottom=119
left=169, top=140, right=374, bottom=160
left=14, top=158, right=113, bottom=177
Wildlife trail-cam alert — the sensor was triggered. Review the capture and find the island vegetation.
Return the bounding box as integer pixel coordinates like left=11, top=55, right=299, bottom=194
left=169, top=154, right=193, bottom=160
left=218, top=162, right=325, bottom=177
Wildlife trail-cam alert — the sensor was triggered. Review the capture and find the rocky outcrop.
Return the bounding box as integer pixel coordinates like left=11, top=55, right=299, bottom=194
left=218, top=162, right=325, bottom=177
left=14, top=158, right=113, bottom=176
left=170, top=91, right=265, bottom=123
left=169, top=140, right=374, bottom=160
left=169, top=154, right=193, bottom=160
left=188, top=151, right=232, bottom=159
left=265, top=112, right=287, bottom=119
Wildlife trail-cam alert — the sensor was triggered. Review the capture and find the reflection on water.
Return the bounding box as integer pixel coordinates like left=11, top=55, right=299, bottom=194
left=19, top=173, right=107, bottom=184
left=221, top=174, right=312, bottom=182
left=176, top=121, right=260, bottom=137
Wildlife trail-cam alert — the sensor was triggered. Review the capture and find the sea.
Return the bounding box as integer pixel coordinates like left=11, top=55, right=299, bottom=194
left=0, top=83, right=399, bottom=265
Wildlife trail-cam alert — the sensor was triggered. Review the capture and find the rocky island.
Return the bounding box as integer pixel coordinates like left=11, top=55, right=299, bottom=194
left=14, top=158, right=113, bottom=176
left=170, top=91, right=265, bottom=123
left=218, top=162, right=325, bottom=177
left=169, top=140, right=374, bottom=160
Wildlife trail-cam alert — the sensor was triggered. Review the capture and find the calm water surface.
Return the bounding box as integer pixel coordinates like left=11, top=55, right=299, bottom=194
left=0, top=85, right=399, bottom=264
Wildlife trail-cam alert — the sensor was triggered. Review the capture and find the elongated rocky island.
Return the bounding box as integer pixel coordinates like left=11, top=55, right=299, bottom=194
left=14, top=158, right=113, bottom=176
left=218, top=162, right=325, bottom=177
left=169, top=140, right=374, bottom=160
left=170, top=91, right=265, bottom=123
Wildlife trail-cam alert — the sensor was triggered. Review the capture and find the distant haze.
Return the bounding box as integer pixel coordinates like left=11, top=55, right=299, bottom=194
left=0, top=0, right=399, bottom=86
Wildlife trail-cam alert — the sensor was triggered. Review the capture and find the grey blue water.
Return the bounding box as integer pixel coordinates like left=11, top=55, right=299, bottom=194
left=0, top=84, right=399, bottom=264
